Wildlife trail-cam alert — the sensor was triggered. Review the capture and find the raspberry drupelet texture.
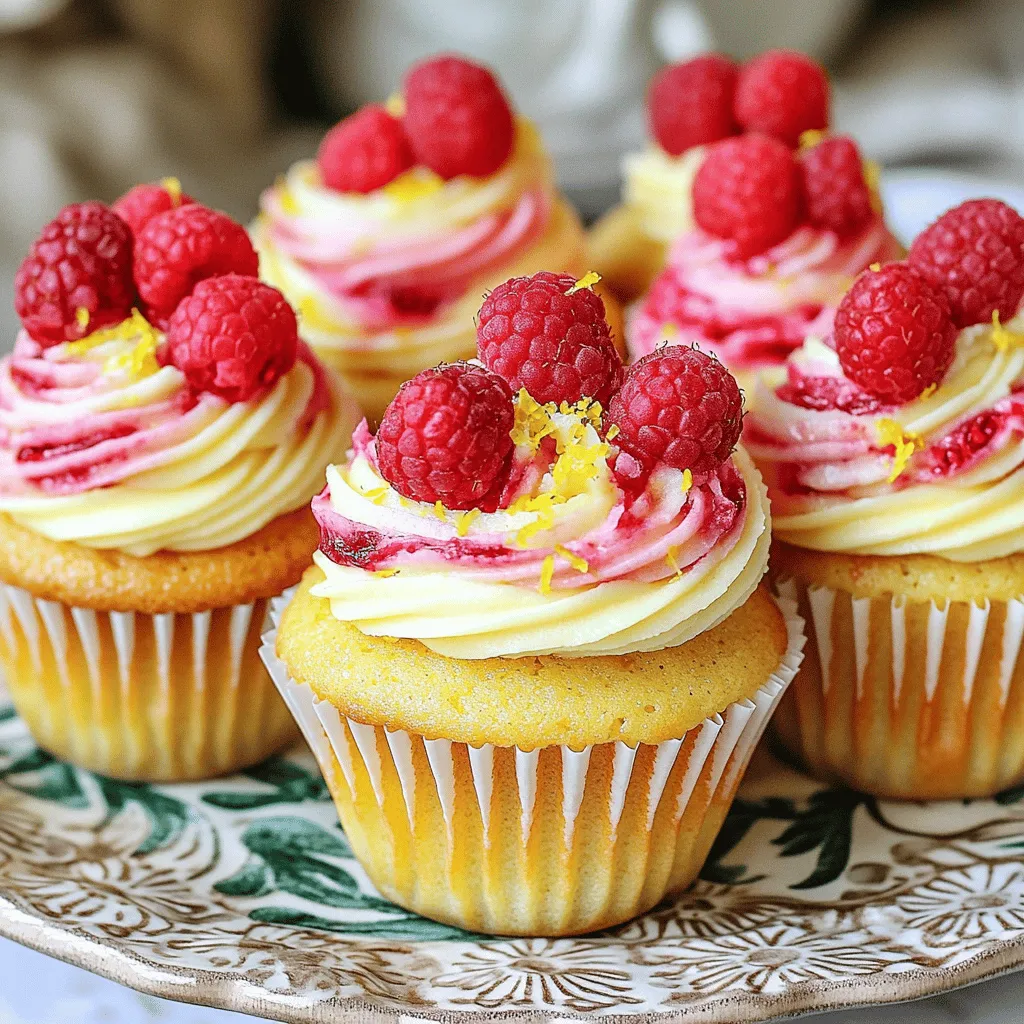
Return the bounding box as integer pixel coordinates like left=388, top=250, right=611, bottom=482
left=318, top=104, right=415, bottom=193
left=692, top=134, right=801, bottom=258
left=476, top=271, right=623, bottom=406
left=733, top=49, right=829, bottom=147
left=608, top=345, right=743, bottom=478
left=162, top=274, right=298, bottom=402
left=834, top=263, right=957, bottom=404
left=908, top=199, right=1024, bottom=328
left=647, top=54, right=738, bottom=157
left=799, top=135, right=874, bottom=236
left=377, top=362, right=515, bottom=509
left=133, top=204, right=259, bottom=328
left=402, top=54, right=515, bottom=180
left=112, top=181, right=194, bottom=238
left=15, top=201, right=135, bottom=346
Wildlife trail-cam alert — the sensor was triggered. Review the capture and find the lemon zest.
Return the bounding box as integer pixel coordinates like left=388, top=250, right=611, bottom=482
left=456, top=509, right=481, bottom=537
left=539, top=555, right=555, bottom=594
left=665, top=547, right=683, bottom=578
left=66, top=309, right=160, bottom=381
left=877, top=418, right=923, bottom=483
left=161, top=177, right=183, bottom=206
left=361, top=485, right=390, bottom=505
left=681, top=468, right=693, bottom=494
left=919, top=383, right=938, bottom=401
left=799, top=129, right=825, bottom=150
left=565, top=270, right=601, bottom=295
left=554, top=544, right=589, bottom=574
left=606, top=423, right=620, bottom=441
left=383, top=167, right=444, bottom=203
left=991, top=310, right=1024, bottom=352
left=385, top=93, right=406, bottom=118
left=75, top=307, right=90, bottom=330
left=510, top=389, right=558, bottom=451
left=869, top=262, right=881, bottom=273
left=374, top=568, right=399, bottom=578
left=433, top=501, right=447, bottom=522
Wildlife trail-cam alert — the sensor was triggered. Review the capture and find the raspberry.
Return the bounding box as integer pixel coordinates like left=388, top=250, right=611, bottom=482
left=776, top=372, right=885, bottom=415
left=734, top=49, right=829, bottom=146
left=376, top=362, right=514, bottom=509
left=607, top=345, right=743, bottom=478
left=476, top=271, right=623, bottom=406
left=799, top=136, right=873, bottom=236
left=647, top=54, right=738, bottom=156
left=908, top=199, right=1024, bottom=328
left=133, top=204, right=258, bottom=327
left=162, top=274, right=298, bottom=402
left=692, top=134, right=801, bottom=258
left=834, top=263, right=956, bottom=404
left=403, top=54, right=515, bottom=179
left=15, top=201, right=135, bottom=346
left=112, top=180, right=194, bottom=237
left=318, top=104, right=414, bottom=193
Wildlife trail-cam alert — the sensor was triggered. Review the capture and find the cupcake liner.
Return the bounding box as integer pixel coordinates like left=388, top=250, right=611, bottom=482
left=261, top=585, right=805, bottom=936
left=774, top=577, right=1024, bottom=799
left=0, top=583, right=299, bottom=782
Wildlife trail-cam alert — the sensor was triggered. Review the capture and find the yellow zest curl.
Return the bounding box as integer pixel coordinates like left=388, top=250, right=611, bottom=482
left=606, top=424, right=620, bottom=441
left=869, top=262, right=881, bottom=273
left=554, top=544, right=589, bottom=574
left=681, top=468, right=693, bottom=494
left=665, top=546, right=683, bottom=578
left=799, top=129, right=825, bottom=150
left=374, top=568, right=399, bottom=578
left=511, top=389, right=558, bottom=451
left=539, top=555, right=555, bottom=594
left=75, top=307, right=90, bottom=330
left=565, top=270, right=601, bottom=295
left=991, top=310, right=1024, bottom=352
left=433, top=500, right=447, bottom=522
left=877, top=418, right=923, bottom=483
left=456, top=509, right=480, bottom=537
left=385, top=93, right=406, bottom=117
left=383, top=167, right=445, bottom=204
left=66, top=309, right=160, bottom=382
left=161, top=177, right=183, bottom=206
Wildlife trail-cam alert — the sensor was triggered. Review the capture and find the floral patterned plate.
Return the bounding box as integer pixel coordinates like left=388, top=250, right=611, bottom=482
left=2, top=685, right=1024, bottom=1023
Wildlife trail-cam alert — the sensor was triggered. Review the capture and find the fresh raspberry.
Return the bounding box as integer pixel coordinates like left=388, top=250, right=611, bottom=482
left=376, top=362, right=515, bottom=509
left=133, top=204, right=258, bottom=327
left=776, top=372, right=885, bottom=415
left=14, top=201, right=135, bottom=346
left=318, top=104, right=415, bottom=193
left=908, top=199, right=1024, bottom=328
left=402, top=54, right=515, bottom=179
left=834, top=263, right=956, bottom=404
left=112, top=180, right=195, bottom=237
left=799, top=136, right=874, bottom=236
left=607, top=345, right=743, bottom=478
left=647, top=54, right=738, bottom=156
left=162, top=274, right=298, bottom=402
left=734, top=49, right=830, bottom=146
left=476, top=271, right=623, bottom=406
left=692, top=134, right=801, bottom=258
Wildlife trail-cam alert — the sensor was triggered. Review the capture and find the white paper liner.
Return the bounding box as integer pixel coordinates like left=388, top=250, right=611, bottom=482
left=260, top=585, right=805, bottom=902
left=0, top=582, right=297, bottom=780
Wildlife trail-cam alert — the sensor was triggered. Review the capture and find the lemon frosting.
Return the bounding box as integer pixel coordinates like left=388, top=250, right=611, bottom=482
left=746, top=311, right=1024, bottom=561
left=0, top=318, right=356, bottom=557
left=621, top=145, right=706, bottom=243
left=310, top=395, right=771, bottom=659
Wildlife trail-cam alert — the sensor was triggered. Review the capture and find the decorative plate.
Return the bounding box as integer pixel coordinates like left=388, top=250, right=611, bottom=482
left=3, top=682, right=1024, bottom=1024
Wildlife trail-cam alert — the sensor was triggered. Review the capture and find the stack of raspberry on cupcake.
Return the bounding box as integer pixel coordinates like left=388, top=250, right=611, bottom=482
left=253, top=53, right=622, bottom=421
left=0, top=182, right=358, bottom=782
left=746, top=198, right=1024, bottom=799
left=263, top=270, right=804, bottom=936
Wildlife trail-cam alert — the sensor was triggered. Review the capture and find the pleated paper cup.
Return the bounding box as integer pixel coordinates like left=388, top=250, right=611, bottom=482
left=0, top=583, right=298, bottom=782
left=775, top=574, right=1024, bottom=799
left=260, top=587, right=804, bottom=937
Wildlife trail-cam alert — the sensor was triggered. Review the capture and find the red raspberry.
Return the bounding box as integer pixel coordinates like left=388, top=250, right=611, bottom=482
left=476, top=271, right=623, bottom=406
left=607, top=345, right=743, bottom=478
left=14, top=201, right=135, bottom=346
left=112, top=180, right=195, bottom=237
left=834, top=263, right=956, bottom=404
left=133, top=204, right=258, bottom=327
left=734, top=49, right=830, bottom=147
left=908, top=199, right=1024, bottom=328
left=318, top=104, right=415, bottom=193
left=693, top=134, right=801, bottom=258
left=162, top=274, right=298, bottom=402
left=377, top=362, right=514, bottom=509
left=647, top=54, right=738, bottom=156
left=402, top=54, right=515, bottom=179
left=799, top=136, right=874, bottom=236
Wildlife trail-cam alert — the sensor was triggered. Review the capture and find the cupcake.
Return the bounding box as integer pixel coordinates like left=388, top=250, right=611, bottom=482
left=262, top=271, right=804, bottom=936
left=253, top=54, right=622, bottom=421
left=627, top=131, right=902, bottom=393
left=746, top=199, right=1024, bottom=799
left=0, top=190, right=357, bottom=782
left=590, top=49, right=832, bottom=303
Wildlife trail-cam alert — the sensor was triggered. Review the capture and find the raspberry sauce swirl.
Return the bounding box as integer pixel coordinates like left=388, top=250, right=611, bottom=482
left=310, top=395, right=771, bottom=659
left=0, top=316, right=355, bottom=556
left=746, top=313, right=1024, bottom=561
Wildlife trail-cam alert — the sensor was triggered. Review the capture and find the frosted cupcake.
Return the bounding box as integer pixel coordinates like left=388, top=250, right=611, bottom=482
left=746, top=199, right=1024, bottom=799
left=262, top=271, right=803, bottom=935
left=0, top=194, right=357, bottom=781
left=253, top=54, right=622, bottom=420
left=590, top=49, right=830, bottom=303
left=627, top=131, right=902, bottom=393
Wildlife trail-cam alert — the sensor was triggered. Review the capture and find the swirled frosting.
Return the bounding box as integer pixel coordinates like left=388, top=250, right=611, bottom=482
left=629, top=218, right=902, bottom=372
left=621, top=146, right=706, bottom=244
left=253, top=120, right=580, bottom=383
left=0, top=314, right=356, bottom=557
left=745, top=312, right=1024, bottom=561
left=310, top=394, right=770, bottom=659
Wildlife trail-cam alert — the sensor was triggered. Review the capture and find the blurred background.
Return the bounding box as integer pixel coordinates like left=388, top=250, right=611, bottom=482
left=2, top=0, right=1024, bottom=345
